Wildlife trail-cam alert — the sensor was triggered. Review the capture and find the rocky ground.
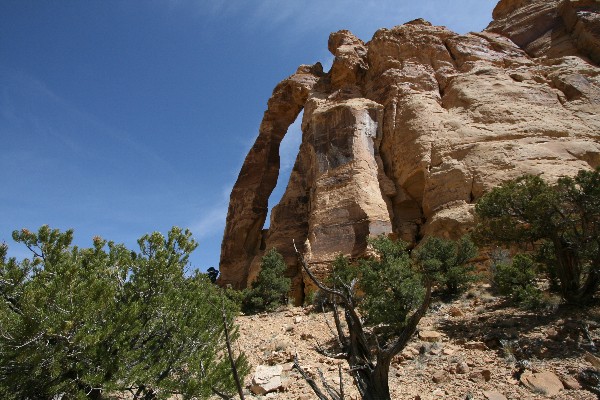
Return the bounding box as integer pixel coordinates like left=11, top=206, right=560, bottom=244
left=233, top=286, right=600, bottom=399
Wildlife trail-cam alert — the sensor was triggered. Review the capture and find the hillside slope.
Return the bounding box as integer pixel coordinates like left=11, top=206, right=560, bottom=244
left=235, top=289, right=600, bottom=399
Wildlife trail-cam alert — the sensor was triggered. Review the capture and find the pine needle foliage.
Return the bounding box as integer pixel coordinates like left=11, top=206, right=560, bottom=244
left=413, top=236, right=477, bottom=296
left=475, top=167, right=600, bottom=304
left=242, top=248, right=290, bottom=313
left=358, top=236, right=425, bottom=330
left=493, top=253, right=543, bottom=308
left=0, top=226, right=248, bottom=399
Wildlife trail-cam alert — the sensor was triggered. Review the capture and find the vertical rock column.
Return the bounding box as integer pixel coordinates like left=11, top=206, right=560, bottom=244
left=301, top=31, right=394, bottom=278
left=218, top=64, right=323, bottom=289
left=302, top=97, right=393, bottom=289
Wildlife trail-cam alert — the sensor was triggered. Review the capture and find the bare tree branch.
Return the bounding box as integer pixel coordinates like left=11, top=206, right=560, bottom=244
left=322, top=303, right=343, bottom=349
left=318, top=368, right=342, bottom=400
left=338, top=364, right=345, bottom=400
left=221, top=292, right=246, bottom=400
left=293, top=240, right=348, bottom=303
left=212, top=387, right=234, bottom=400
left=331, top=301, right=348, bottom=349
left=293, top=354, right=330, bottom=400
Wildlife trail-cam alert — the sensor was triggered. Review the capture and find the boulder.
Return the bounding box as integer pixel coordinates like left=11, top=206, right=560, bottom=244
left=585, top=351, right=600, bottom=369
left=561, top=375, right=582, bottom=390
left=456, top=361, right=470, bottom=374
left=464, top=341, right=488, bottom=351
left=520, top=370, right=564, bottom=396
left=483, top=391, right=507, bottom=400
left=250, top=364, right=287, bottom=395
left=468, top=369, right=491, bottom=383
left=432, top=370, right=449, bottom=383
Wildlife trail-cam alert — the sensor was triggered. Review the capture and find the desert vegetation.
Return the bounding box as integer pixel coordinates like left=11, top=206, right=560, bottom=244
left=0, top=226, right=248, bottom=399
left=1, top=169, right=599, bottom=399
left=293, top=234, right=476, bottom=400
left=241, top=248, right=291, bottom=314
left=475, top=167, right=600, bottom=305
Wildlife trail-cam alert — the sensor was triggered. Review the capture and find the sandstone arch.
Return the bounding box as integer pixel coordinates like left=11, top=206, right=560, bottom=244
left=218, top=64, right=323, bottom=289
left=220, top=0, right=600, bottom=303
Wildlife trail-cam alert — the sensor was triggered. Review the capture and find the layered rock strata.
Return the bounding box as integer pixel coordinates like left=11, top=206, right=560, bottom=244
left=219, top=0, right=600, bottom=303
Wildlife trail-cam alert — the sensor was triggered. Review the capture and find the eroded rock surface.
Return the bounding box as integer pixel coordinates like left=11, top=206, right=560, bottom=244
left=219, top=0, right=600, bottom=303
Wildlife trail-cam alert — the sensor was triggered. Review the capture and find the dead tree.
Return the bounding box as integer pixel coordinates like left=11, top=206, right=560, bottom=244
left=293, top=241, right=432, bottom=400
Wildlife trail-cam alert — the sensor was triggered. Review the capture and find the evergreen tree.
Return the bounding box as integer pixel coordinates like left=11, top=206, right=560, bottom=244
left=413, top=235, right=477, bottom=296
left=295, top=234, right=481, bottom=399
left=243, top=248, right=290, bottom=313
left=475, top=167, right=600, bottom=304
left=492, top=253, right=543, bottom=308
left=0, top=226, right=248, bottom=399
left=295, top=236, right=433, bottom=400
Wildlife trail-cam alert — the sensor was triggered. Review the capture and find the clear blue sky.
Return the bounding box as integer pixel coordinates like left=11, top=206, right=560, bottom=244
left=1, top=0, right=497, bottom=271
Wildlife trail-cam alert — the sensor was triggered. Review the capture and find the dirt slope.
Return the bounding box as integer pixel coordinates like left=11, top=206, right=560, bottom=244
left=234, top=288, right=599, bottom=399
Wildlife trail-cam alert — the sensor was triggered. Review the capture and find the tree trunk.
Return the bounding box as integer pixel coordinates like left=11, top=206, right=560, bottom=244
left=363, top=362, right=391, bottom=400
left=565, top=268, right=600, bottom=305
left=554, top=238, right=585, bottom=304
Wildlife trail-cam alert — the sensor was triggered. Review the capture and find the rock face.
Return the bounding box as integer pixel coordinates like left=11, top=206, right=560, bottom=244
left=219, top=0, right=600, bottom=303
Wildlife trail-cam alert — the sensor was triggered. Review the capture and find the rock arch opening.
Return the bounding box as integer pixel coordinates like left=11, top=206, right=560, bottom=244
left=218, top=64, right=322, bottom=289
left=264, top=111, right=303, bottom=230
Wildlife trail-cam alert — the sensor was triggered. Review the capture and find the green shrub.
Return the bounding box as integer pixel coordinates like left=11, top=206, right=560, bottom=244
left=298, top=234, right=435, bottom=399
left=413, top=235, right=478, bottom=296
left=493, top=253, right=542, bottom=308
left=513, top=285, right=544, bottom=309
left=493, top=253, right=535, bottom=294
left=0, top=226, right=248, bottom=399
left=224, top=285, right=246, bottom=308
left=310, top=288, right=331, bottom=309
left=328, top=253, right=359, bottom=288
left=242, top=248, right=290, bottom=313
left=359, top=236, right=425, bottom=329
left=475, top=167, right=600, bottom=304
left=304, top=288, right=316, bottom=306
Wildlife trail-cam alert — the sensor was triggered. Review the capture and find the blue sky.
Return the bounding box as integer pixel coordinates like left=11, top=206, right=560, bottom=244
left=0, top=0, right=497, bottom=271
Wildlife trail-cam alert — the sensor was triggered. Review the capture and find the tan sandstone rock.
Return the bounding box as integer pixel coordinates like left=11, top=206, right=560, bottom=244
left=520, top=370, right=564, bottom=396
left=219, top=0, right=600, bottom=303
left=419, top=330, right=443, bottom=343
left=483, top=390, right=508, bottom=400
left=250, top=364, right=287, bottom=395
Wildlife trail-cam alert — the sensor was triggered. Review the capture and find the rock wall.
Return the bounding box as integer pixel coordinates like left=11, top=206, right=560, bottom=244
left=219, top=0, right=600, bottom=303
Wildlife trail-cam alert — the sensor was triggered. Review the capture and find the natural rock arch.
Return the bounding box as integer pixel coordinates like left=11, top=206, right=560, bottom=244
left=220, top=0, right=600, bottom=304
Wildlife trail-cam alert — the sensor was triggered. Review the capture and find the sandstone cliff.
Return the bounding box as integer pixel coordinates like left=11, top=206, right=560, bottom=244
left=219, top=0, right=600, bottom=303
